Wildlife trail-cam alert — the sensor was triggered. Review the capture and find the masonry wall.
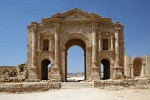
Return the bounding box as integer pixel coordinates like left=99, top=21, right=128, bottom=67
left=0, top=64, right=27, bottom=82
left=124, top=55, right=150, bottom=78
left=0, top=82, right=60, bottom=93
left=143, top=55, right=150, bottom=76
left=0, top=66, right=17, bottom=81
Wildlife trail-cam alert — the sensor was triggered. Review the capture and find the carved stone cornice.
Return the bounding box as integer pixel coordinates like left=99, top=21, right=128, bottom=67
left=113, top=22, right=124, bottom=31
left=42, top=18, right=61, bottom=25
left=53, top=23, right=60, bottom=34
left=41, top=9, right=113, bottom=26
left=28, top=22, right=38, bottom=33
left=91, top=22, right=99, bottom=34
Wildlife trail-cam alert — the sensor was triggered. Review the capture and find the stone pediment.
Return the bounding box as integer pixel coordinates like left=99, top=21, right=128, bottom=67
left=51, top=8, right=101, bottom=21
left=63, top=12, right=89, bottom=21
left=42, top=8, right=112, bottom=24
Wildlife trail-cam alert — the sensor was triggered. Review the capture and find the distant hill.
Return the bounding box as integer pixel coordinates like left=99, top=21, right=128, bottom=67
left=67, top=72, right=84, bottom=78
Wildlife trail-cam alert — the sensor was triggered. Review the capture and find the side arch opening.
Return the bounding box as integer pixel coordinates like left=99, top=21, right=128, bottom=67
left=100, top=59, right=110, bottom=80
left=133, top=58, right=142, bottom=76
left=41, top=59, right=51, bottom=80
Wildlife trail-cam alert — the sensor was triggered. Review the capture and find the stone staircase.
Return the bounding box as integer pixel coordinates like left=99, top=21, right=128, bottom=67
left=61, top=82, right=94, bottom=89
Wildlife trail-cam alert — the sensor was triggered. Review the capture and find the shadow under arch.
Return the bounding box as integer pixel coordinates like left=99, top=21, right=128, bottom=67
left=132, top=57, right=143, bottom=76
left=100, top=59, right=110, bottom=80
left=41, top=59, right=51, bottom=80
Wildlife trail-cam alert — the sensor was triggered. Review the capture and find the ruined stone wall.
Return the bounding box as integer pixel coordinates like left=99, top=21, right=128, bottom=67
left=16, top=64, right=28, bottom=81
left=124, top=55, right=150, bottom=78
left=124, top=55, right=132, bottom=78
left=0, top=64, right=27, bottom=82
left=0, top=82, right=60, bottom=93
left=94, top=79, right=150, bottom=89
left=143, top=55, right=150, bottom=76
left=0, top=66, right=17, bottom=82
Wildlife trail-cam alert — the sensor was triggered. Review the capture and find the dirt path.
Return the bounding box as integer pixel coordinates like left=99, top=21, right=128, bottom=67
left=0, top=88, right=150, bottom=100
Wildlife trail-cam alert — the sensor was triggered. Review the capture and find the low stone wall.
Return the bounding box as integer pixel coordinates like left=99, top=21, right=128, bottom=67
left=94, top=79, right=150, bottom=89
left=0, top=82, right=60, bottom=93
left=0, top=66, right=17, bottom=81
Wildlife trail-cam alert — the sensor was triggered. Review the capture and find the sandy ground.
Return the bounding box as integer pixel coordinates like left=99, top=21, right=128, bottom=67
left=0, top=88, right=150, bottom=100
left=67, top=76, right=84, bottom=81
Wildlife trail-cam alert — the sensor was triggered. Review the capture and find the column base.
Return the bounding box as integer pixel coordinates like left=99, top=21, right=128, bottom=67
left=140, top=65, right=145, bottom=77
left=131, top=75, right=134, bottom=79
left=28, top=67, right=38, bottom=80
left=90, top=67, right=100, bottom=81
left=51, top=67, right=61, bottom=81
left=113, top=66, right=123, bottom=79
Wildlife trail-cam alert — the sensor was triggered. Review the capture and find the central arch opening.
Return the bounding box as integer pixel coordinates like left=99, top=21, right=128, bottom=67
left=66, top=39, right=86, bottom=82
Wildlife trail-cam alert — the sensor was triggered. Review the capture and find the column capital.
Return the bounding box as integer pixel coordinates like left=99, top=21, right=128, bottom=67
left=28, top=22, right=38, bottom=32
left=111, top=34, right=114, bottom=38
left=114, top=23, right=123, bottom=31
left=28, top=26, right=37, bottom=33
left=99, top=34, right=102, bottom=38
left=141, top=63, right=145, bottom=77
left=53, top=23, right=60, bottom=33
left=142, top=63, right=146, bottom=66
left=61, top=46, right=66, bottom=52
left=53, top=23, right=60, bottom=28
left=85, top=47, right=91, bottom=50
left=91, top=22, right=98, bottom=26
left=129, top=64, right=133, bottom=68
left=91, top=17, right=99, bottom=24
left=91, top=22, right=98, bottom=33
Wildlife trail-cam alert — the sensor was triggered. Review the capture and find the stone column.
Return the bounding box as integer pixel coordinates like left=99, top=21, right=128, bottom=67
left=37, top=35, right=40, bottom=51
left=51, top=23, right=61, bottom=81
left=49, top=40, right=52, bottom=51
left=49, top=36, right=53, bottom=51
left=111, top=34, right=114, bottom=50
left=141, top=63, right=145, bottom=77
left=108, top=38, right=111, bottom=50
left=113, top=23, right=123, bottom=79
left=86, top=47, right=92, bottom=80
left=50, top=37, right=54, bottom=51
left=17, top=66, right=21, bottom=78
left=130, top=64, right=134, bottom=79
left=115, top=29, right=120, bottom=66
left=90, top=22, right=100, bottom=81
left=54, top=24, right=59, bottom=68
left=99, top=35, right=101, bottom=51
left=28, top=24, right=38, bottom=80
left=61, top=47, right=66, bottom=81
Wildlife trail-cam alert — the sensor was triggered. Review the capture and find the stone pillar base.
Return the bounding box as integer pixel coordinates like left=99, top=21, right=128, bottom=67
left=90, top=67, right=100, bottom=81
left=51, top=67, right=61, bottom=81
left=113, top=66, right=123, bottom=79
left=61, top=78, right=67, bottom=82
left=28, top=67, right=38, bottom=79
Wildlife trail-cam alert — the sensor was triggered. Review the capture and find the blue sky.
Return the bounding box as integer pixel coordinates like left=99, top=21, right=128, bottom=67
left=0, top=0, right=150, bottom=73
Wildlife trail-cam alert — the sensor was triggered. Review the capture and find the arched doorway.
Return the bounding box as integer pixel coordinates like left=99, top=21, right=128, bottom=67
left=100, top=59, right=110, bottom=80
left=41, top=59, right=51, bottom=80
left=66, top=39, right=86, bottom=82
left=133, top=58, right=142, bottom=76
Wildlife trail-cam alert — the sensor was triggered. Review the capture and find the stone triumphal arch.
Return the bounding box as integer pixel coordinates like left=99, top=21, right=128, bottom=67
left=27, top=8, right=124, bottom=81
